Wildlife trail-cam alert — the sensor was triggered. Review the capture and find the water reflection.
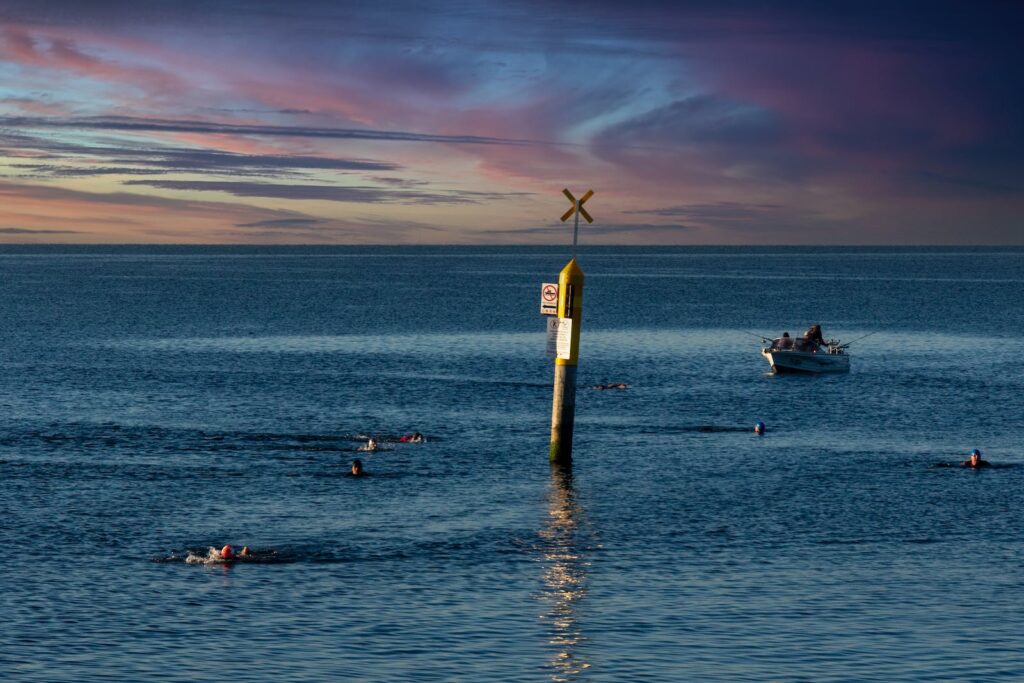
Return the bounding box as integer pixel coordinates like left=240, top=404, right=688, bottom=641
left=539, top=462, right=591, bottom=681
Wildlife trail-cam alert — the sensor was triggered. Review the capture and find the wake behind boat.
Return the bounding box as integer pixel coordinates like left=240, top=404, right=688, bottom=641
left=761, top=325, right=850, bottom=374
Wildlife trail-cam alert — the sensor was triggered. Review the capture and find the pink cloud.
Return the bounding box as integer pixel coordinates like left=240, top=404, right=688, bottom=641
left=0, top=179, right=345, bottom=243
left=0, top=26, right=190, bottom=97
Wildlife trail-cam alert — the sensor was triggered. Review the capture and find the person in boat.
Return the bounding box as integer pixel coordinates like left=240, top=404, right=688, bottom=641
left=772, top=332, right=794, bottom=350
left=349, top=458, right=367, bottom=476
left=961, top=449, right=991, bottom=468
left=803, top=324, right=825, bottom=349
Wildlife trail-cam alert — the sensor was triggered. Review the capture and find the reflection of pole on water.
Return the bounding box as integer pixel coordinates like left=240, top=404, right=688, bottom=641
left=539, top=461, right=591, bottom=681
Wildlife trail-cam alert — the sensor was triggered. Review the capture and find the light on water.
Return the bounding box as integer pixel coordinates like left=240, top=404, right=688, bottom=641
left=539, top=465, right=593, bottom=681
left=2, top=246, right=1024, bottom=681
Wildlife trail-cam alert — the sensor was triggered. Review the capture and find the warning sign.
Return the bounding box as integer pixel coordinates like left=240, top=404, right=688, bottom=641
left=561, top=188, right=594, bottom=224
left=546, top=317, right=573, bottom=359
left=540, top=282, right=558, bottom=316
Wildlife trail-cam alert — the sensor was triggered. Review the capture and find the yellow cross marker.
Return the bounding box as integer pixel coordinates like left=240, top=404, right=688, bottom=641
left=561, top=188, right=594, bottom=224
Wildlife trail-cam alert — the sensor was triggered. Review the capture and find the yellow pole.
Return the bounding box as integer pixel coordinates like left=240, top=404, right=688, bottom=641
left=550, top=258, right=584, bottom=463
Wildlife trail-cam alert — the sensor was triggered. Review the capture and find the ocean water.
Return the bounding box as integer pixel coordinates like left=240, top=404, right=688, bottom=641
left=1, top=245, right=1023, bottom=682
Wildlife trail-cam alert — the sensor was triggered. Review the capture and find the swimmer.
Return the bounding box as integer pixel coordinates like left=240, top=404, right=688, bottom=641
left=592, top=383, right=628, bottom=390
left=186, top=544, right=240, bottom=564
left=754, top=421, right=766, bottom=435
left=358, top=438, right=379, bottom=452
left=349, top=458, right=366, bottom=476
left=400, top=432, right=425, bottom=443
left=240, top=546, right=252, bottom=557
left=961, top=449, right=991, bottom=468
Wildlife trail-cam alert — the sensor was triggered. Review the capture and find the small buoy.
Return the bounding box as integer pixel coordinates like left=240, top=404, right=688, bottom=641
left=754, top=421, right=766, bottom=435
left=221, top=544, right=235, bottom=560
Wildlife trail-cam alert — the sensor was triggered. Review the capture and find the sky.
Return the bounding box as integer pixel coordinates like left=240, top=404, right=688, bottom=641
left=0, top=0, right=1021, bottom=244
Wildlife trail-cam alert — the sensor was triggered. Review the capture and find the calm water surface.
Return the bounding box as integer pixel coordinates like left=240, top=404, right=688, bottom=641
left=1, top=246, right=1023, bottom=681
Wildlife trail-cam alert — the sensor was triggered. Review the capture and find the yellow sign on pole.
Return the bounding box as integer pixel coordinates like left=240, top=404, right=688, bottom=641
left=560, top=188, right=594, bottom=223
left=550, top=186, right=594, bottom=464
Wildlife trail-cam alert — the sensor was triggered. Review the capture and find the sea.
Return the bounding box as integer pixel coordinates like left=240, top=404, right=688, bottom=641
left=1, top=245, right=1023, bottom=682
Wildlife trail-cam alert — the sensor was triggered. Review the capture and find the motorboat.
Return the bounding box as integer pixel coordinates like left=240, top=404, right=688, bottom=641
left=761, top=331, right=850, bottom=374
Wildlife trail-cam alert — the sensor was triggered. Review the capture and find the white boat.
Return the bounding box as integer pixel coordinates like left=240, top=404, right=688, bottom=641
left=761, top=333, right=850, bottom=374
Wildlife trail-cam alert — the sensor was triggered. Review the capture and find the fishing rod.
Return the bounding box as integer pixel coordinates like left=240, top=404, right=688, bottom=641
left=836, top=330, right=879, bottom=349
left=740, top=330, right=774, bottom=343
left=743, top=327, right=878, bottom=349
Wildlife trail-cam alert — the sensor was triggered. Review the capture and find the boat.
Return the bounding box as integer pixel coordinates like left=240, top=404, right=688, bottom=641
left=761, top=327, right=850, bottom=374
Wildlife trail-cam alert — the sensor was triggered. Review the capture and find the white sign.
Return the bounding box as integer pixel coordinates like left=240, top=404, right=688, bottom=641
left=546, top=317, right=574, bottom=359
left=540, top=282, right=558, bottom=316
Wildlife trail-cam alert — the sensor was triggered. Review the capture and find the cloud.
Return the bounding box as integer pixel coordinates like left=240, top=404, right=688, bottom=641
left=597, top=96, right=781, bottom=149
left=2, top=129, right=404, bottom=179
left=0, top=27, right=189, bottom=95
left=627, top=202, right=786, bottom=222
left=0, top=179, right=395, bottom=241
left=223, top=215, right=449, bottom=243
left=0, top=179, right=340, bottom=220
left=1, top=2, right=1022, bottom=244
left=0, top=179, right=226, bottom=209
left=588, top=95, right=805, bottom=186
left=626, top=201, right=828, bottom=233
left=906, top=171, right=1022, bottom=199
left=124, top=179, right=532, bottom=204
left=0, top=226, right=82, bottom=234
left=0, top=115, right=535, bottom=146
left=234, top=218, right=325, bottom=229
left=11, top=164, right=169, bottom=178
left=485, top=222, right=692, bottom=237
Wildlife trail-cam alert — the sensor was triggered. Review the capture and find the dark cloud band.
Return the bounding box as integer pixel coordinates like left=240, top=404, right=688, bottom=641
left=0, top=115, right=534, bottom=146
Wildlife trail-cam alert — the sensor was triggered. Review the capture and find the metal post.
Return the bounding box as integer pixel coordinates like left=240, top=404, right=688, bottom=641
left=550, top=258, right=584, bottom=464
left=571, top=200, right=580, bottom=261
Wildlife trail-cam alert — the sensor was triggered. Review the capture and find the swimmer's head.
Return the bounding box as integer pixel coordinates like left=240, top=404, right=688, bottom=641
left=754, top=421, right=766, bottom=435
left=971, top=449, right=981, bottom=457
left=240, top=546, right=251, bottom=557
left=782, top=332, right=790, bottom=338
left=352, top=459, right=363, bottom=475
left=221, top=544, right=235, bottom=560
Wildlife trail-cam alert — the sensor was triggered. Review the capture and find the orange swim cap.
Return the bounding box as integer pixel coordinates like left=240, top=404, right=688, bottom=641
left=221, top=544, right=234, bottom=560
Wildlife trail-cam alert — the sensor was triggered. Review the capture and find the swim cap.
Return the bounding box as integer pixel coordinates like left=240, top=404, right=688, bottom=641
left=971, top=449, right=981, bottom=457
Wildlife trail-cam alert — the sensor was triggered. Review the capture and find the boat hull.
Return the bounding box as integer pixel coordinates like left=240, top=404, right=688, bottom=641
left=761, top=348, right=850, bottom=374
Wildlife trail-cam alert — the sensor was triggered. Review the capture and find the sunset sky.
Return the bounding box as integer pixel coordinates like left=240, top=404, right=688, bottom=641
left=1, top=1, right=1021, bottom=244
